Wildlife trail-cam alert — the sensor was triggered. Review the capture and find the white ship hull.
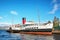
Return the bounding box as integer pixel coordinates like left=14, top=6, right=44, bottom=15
left=20, top=23, right=53, bottom=35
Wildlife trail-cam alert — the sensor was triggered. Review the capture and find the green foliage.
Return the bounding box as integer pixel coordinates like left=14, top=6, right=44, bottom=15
left=53, top=26, right=60, bottom=30
left=53, top=16, right=60, bottom=30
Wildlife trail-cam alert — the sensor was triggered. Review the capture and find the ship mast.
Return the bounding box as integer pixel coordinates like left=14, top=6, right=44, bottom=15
left=37, top=9, right=40, bottom=25
left=12, top=16, right=14, bottom=27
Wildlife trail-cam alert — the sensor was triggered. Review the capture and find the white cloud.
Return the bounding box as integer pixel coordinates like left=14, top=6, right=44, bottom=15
left=0, top=16, right=3, bottom=19
left=49, top=0, right=59, bottom=14
left=10, top=11, right=18, bottom=15
left=49, top=4, right=58, bottom=14
left=52, top=0, right=56, bottom=3
left=0, top=22, right=11, bottom=25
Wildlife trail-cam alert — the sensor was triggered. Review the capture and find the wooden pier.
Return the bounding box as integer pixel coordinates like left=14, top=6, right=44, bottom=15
left=52, top=30, right=60, bottom=34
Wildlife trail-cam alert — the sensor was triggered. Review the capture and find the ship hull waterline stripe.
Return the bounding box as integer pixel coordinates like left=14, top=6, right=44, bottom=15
left=20, top=32, right=52, bottom=35
left=20, top=29, right=52, bottom=32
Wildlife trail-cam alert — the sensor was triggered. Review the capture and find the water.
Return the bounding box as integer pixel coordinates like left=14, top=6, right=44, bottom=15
left=0, top=30, right=60, bottom=40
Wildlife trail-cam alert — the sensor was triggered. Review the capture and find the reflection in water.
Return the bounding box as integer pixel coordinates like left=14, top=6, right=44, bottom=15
left=53, top=34, right=60, bottom=40
left=0, top=30, right=60, bottom=40
left=20, top=34, right=54, bottom=40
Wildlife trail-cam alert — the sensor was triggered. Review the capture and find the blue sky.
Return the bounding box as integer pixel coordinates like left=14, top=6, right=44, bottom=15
left=0, top=0, right=60, bottom=24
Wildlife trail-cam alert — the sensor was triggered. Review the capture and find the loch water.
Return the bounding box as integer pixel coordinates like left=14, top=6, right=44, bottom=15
left=0, top=30, right=60, bottom=40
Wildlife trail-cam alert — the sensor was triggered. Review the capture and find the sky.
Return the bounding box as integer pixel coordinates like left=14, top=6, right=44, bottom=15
left=0, top=0, right=60, bottom=25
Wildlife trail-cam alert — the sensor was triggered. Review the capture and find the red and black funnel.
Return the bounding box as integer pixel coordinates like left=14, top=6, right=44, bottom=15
left=22, top=18, right=26, bottom=24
